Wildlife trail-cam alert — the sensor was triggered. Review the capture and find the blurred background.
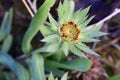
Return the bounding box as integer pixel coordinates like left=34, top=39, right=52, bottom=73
left=0, top=0, right=120, bottom=80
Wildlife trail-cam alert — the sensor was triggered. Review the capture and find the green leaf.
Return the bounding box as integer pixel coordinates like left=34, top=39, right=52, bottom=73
left=63, top=58, right=91, bottom=72
left=79, top=16, right=94, bottom=29
left=40, top=25, right=54, bottom=37
left=48, top=72, right=54, bottom=80
left=79, top=37, right=100, bottom=42
left=41, top=34, right=59, bottom=43
left=89, top=24, right=103, bottom=31
left=58, top=2, right=64, bottom=24
left=82, top=30, right=107, bottom=37
left=75, top=43, right=99, bottom=56
left=73, top=9, right=81, bottom=22
left=31, top=53, right=45, bottom=80
left=61, top=72, right=68, bottom=80
left=16, top=63, right=30, bottom=80
left=62, top=0, right=74, bottom=20
left=58, top=0, right=74, bottom=24
left=0, top=8, right=13, bottom=41
left=48, top=13, right=58, bottom=31
left=46, top=67, right=65, bottom=77
left=52, top=50, right=66, bottom=62
left=2, top=34, right=12, bottom=52
left=45, top=58, right=91, bottom=72
left=78, top=15, right=88, bottom=25
left=62, top=42, right=69, bottom=56
left=55, top=78, right=58, bottom=80
left=40, top=42, right=60, bottom=52
left=70, top=44, right=87, bottom=58
left=0, top=51, right=17, bottom=74
left=22, top=0, right=55, bottom=54
left=108, top=74, right=120, bottom=80
left=3, top=72, right=13, bottom=80
left=0, top=51, right=30, bottom=80
left=73, top=6, right=90, bottom=24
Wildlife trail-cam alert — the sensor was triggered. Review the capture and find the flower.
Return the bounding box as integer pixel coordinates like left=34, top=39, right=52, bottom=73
left=39, top=0, right=107, bottom=57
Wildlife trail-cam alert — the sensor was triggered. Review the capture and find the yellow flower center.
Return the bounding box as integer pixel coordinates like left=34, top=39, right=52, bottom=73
left=60, top=21, right=80, bottom=42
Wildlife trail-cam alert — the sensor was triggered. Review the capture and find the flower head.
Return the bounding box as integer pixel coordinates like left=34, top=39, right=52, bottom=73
left=40, top=0, right=107, bottom=57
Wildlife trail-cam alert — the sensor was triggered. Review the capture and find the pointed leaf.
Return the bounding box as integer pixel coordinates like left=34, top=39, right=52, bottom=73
left=80, top=16, right=94, bottom=29
left=48, top=13, right=57, bottom=31
left=73, top=9, right=81, bottom=22
left=58, top=2, right=64, bottom=24
left=70, top=44, right=87, bottom=58
left=61, top=72, right=68, bottom=80
left=48, top=72, right=54, bottom=80
left=62, top=42, right=69, bottom=56
left=55, top=78, right=58, bottom=80
left=73, top=6, right=90, bottom=24
left=52, top=50, right=66, bottom=62
left=40, top=25, right=54, bottom=37
left=79, top=37, right=100, bottom=42
left=31, top=53, right=45, bottom=80
left=46, top=67, right=65, bottom=77
left=82, top=30, right=108, bottom=37
left=75, top=43, right=99, bottom=56
left=36, top=42, right=60, bottom=53
left=41, top=34, right=59, bottom=43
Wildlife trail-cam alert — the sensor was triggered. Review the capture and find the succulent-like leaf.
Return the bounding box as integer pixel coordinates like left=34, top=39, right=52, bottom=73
left=31, top=53, right=45, bottom=80
left=0, top=51, right=30, bottom=80
left=0, top=8, right=13, bottom=41
left=2, top=34, right=12, bottom=52
left=63, top=58, right=91, bottom=72
left=45, top=58, right=91, bottom=72
left=108, top=74, right=120, bottom=80
left=0, top=51, right=17, bottom=74
left=22, top=0, right=55, bottom=54
left=3, top=72, right=13, bottom=80
left=17, top=63, right=30, bottom=80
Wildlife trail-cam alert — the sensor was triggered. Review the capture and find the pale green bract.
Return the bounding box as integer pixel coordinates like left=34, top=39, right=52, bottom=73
left=48, top=72, right=68, bottom=80
left=40, top=0, right=107, bottom=57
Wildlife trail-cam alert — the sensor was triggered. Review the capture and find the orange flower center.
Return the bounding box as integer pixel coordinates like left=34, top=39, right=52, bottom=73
left=60, top=21, right=80, bottom=42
